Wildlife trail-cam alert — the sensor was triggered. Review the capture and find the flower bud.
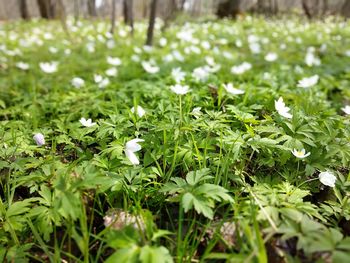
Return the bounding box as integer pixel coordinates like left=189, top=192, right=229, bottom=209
left=33, top=133, right=45, bottom=146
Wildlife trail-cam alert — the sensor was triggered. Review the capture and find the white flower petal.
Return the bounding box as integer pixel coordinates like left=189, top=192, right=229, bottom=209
left=125, top=150, right=140, bottom=165
left=33, top=133, right=45, bottom=146
left=125, top=139, right=144, bottom=152
left=319, top=171, right=336, bottom=187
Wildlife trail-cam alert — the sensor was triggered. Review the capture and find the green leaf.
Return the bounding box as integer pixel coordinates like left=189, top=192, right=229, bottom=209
left=195, top=184, right=234, bottom=203
left=6, top=199, right=34, bottom=218
left=182, top=192, right=194, bottom=213
left=105, top=246, right=140, bottom=263
left=192, top=196, right=214, bottom=219
left=185, top=168, right=212, bottom=186
left=332, top=251, right=350, bottom=263
left=151, top=230, right=173, bottom=242
left=139, top=245, right=173, bottom=263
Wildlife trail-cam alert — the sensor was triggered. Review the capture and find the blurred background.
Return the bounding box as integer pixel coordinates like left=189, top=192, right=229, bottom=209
left=1, top=0, right=349, bottom=21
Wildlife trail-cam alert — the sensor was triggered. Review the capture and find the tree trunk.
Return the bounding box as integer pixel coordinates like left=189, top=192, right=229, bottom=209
left=110, top=0, right=117, bottom=34
left=37, top=0, right=50, bottom=19
left=142, top=0, right=148, bottom=18
left=57, top=0, right=69, bottom=37
left=162, top=0, right=178, bottom=31
left=257, top=0, right=263, bottom=13
left=18, top=0, right=30, bottom=20
left=146, top=0, right=158, bottom=46
left=268, top=0, right=273, bottom=14
left=322, top=0, right=328, bottom=15
left=123, top=0, right=128, bottom=24
left=192, top=0, right=202, bottom=16
left=128, top=0, right=134, bottom=35
left=216, top=0, right=241, bottom=19
left=88, top=0, right=97, bottom=16
left=301, top=0, right=312, bottom=19
left=341, top=0, right=350, bottom=18
left=273, top=0, right=279, bottom=14
left=37, top=0, right=56, bottom=19
left=123, top=0, right=134, bottom=34
left=74, top=0, right=79, bottom=24
left=180, top=0, right=186, bottom=11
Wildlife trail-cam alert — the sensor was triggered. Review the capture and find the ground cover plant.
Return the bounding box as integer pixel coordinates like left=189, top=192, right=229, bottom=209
left=0, top=15, right=350, bottom=262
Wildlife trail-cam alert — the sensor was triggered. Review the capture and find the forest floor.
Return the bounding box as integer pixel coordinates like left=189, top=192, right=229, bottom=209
left=0, top=16, right=350, bottom=262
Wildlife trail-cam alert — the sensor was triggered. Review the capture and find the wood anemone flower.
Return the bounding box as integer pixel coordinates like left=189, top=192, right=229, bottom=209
left=125, top=138, right=144, bottom=165
left=291, top=148, right=311, bottom=159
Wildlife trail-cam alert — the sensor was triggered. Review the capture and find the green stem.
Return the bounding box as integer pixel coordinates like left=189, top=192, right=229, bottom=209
left=297, top=177, right=318, bottom=188
left=80, top=195, right=89, bottom=263
left=203, top=130, right=211, bottom=168
left=177, top=201, right=184, bottom=263
left=163, top=129, right=167, bottom=175
left=179, top=95, right=183, bottom=126
left=166, top=139, right=179, bottom=182
left=297, top=160, right=300, bottom=176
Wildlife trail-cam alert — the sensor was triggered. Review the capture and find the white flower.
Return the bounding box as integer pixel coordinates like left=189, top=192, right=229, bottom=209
left=141, top=61, right=159, bottom=74
left=223, top=83, right=245, bottom=95
left=305, top=52, right=321, bottom=67
left=205, top=56, right=215, bottom=67
left=247, top=35, right=259, bottom=43
left=192, top=67, right=209, bottom=82
left=231, top=62, right=252, bottom=75
left=16, top=62, right=29, bottom=70
left=222, top=51, right=233, bottom=59
left=39, top=61, right=58, bottom=73
left=201, top=41, right=211, bottom=50
left=318, top=171, right=336, bottom=187
left=71, top=77, right=85, bottom=88
left=134, top=47, right=142, bottom=54
left=191, top=107, right=202, bottom=118
left=159, top=37, right=167, bottom=47
left=163, top=54, right=174, bottom=63
left=275, top=97, right=292, bottom=119
left=79, top=117, right=97, bottom=127
left=172, top=50, right=184, bottom=62
left=320, top=44, right=327, bottom=53
left=94, top=74, right=103, bottom=83
left=291, top=148, right=311, bottom=158
left=341, top=105, right=350, bottom=115
left=119, top=29, right=127, bottom=38
left=204, top=64, right=221, bottom=73
left=125, top=138, right=144, bottom=165
left=143, top=45, right=153, bottom=53
left=176, top=29, right=194, bottom=42
left=131, top=106, right=146, bottom=117
left=106, top=39, right=115, bottom=49
left=105, top=67, right=118, bottom=77
left=249, top=42, right=261, bottom=54
left=43, top=32, right=53, bottom=40
left=235, top=39, right=243, bottom=47
left=107, top=56, right=121, bottom=66
left=170, top=84, right=190, bottom=95
left=263, top=72, right=271, bottom=79
left=49, top=47, right=58, bottom=54
left=171, top=67, right=186, bottom=83
left=297, top=75, right=319, bottom=88
left=86, top=43, right=95, bottom=53
left=131, top=54, right=140, bottom=62
left=265, top=52, right=278, bottom=62
left=98, top=78, right=110, bottom=89
left=33, top=133, right=45, bottom=146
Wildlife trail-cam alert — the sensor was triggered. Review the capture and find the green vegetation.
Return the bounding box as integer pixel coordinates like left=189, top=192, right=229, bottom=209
left=0, top=16, right=350, bottom=262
